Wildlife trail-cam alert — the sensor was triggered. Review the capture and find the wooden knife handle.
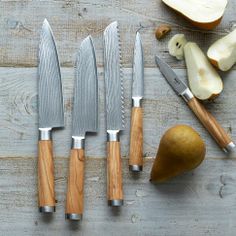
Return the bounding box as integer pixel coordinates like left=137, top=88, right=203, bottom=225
left=107, top=141, right=123, bottom=206
left=188, top=97, right=234, bottom=151
left=65, top=149, right=84, bottom=220
left=129, top=107, right=143, bottom=171
left=38, top=140, right=55, bottom=212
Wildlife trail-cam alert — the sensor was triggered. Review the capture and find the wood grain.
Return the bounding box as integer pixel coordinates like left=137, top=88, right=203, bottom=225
left=65, top=149, right=85, bottom=216
left=38, top=140, right=55, bottom=208
left=188, top=97, right=233, bottom=150
left=107, top=141, right=123, bottom=202
left=1, top=0, right=236, bottom=68
left=129, top=107, right=143, bottom=167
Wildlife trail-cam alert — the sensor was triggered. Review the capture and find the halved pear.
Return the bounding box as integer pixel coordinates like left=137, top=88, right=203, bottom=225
left=162, top=0, right=228, bottom=30
left=168, top=34, right=187, bottom=60
left=184, top=42, right=223, bottom=100
left=207, top=29, right=236, bottom=71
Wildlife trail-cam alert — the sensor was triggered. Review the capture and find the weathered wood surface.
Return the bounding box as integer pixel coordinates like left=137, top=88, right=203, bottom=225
left=0, top=67, right=235, bottom=158
left=0, top=157, right=236, bottom=236
left=1, top=0, right=236, bottom=68
left=1, top=0, right=236, bottom=235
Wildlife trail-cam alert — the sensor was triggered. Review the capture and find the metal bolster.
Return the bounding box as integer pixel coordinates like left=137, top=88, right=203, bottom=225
left=72, top=136, right=85, bottom=149
left=107, top=130, right=120, bottom=142
left=181, top=88, right=194, bottom=102
left=132, top=97, right=142, bottom=108
left=39, top=128, right=52, bottom=141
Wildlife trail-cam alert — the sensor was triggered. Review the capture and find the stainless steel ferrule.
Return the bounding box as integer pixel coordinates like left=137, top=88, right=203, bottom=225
left=180, top=88, right=194, bottom=102
left=107, top=130, right=120, bottom=142
left=39, top=128, right=52, bottom=141
left=132, top=97, right=142, bottom=108
left=223, top=142, right=235, bottom=153
left=72, top=136, right=85, bottom=149
left=65, top=213, right=82, bottom=221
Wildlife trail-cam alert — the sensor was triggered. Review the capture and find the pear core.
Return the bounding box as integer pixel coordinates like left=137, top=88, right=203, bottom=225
left=150, top=125, right=206, bottom=182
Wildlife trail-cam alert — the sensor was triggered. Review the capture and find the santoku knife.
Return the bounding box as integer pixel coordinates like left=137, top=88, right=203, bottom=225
left=129, top=32, right=144, bottom=172
left=38, top=19, right=64, bottom=213
left=104, top=21, right=124, bottom=206
left=65, top=36, right=98, bottom=221
left=155, top=55, right=235, bottom=152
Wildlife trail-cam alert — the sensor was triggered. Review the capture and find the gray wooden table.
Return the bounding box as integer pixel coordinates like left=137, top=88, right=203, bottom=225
left=1, top=1, right=236, bottom=235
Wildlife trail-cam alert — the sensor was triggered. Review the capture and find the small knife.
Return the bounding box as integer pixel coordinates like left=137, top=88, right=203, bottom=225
left=65, top=36, right=98, bottom=220
left=129, top=32, right=144, bottom=172
left=155, top=55, right=235, bottom=152
left=38, top=19, right=64, bottom=213
left=104, top=21, right=124, bottom=206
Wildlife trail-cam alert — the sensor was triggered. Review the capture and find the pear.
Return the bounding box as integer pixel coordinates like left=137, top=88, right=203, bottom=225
left=162, top=0, right=228, bottom=30
left=168, top=34, right=187, bottom=60
left=150, top=125, right=206, bottom=183
left=184, top=42, right=223, bottom=100
left=207, top=29, right=236, bottom=71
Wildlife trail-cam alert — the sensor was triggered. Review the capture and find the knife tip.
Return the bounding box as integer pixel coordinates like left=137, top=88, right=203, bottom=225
left=104, top=21, right=118, bottom=35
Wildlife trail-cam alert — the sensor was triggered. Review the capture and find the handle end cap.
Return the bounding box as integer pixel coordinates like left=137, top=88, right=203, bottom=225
left=108, top=199, right=123, bottom=207
left=129, top=165, right=143, bottom=172
left=39, top=206, right=55, bottom=213
left=65, top=213, right=82, bottom=221
left=223, top=142, right=235, bottom=153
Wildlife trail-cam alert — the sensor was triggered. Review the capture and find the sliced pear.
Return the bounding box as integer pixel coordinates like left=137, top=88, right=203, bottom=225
left=184, top=42, right=223, bottom=100
left=168, top=34, right=187, bottom=60
left=207, top=29, right=236, bottom=71
left=162, top=0, right=228, bottom=30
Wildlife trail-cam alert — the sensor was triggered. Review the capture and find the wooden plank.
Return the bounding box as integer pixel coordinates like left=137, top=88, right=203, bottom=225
left=0, top=157, right=236, bottom=236
left=0, top=67, right=235, bottom=158
left=0, top=0, right=236, bottom=68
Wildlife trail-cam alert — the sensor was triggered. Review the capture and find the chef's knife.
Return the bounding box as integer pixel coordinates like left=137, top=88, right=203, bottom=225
left=65, top=36, right=98, bottom=220
left=104, top=21, right=124, bottom=206
left=38, top=19, right=64, bottom=213
left=129, top=32, right=144, bottom=172
left=155, top=55, right=235, bottom=152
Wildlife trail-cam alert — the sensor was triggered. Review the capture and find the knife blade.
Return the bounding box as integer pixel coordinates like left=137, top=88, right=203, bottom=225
left=129, top=32, right=144, bottom=172
left=65, top=36, right=98, bottom=221
left=155, top=55, right=235, bottom=152
left=104, top=21, right=124, bottom=206
left=38, top=19, right=64, bottom=213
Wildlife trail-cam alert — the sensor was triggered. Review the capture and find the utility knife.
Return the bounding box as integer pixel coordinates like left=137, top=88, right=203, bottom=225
left=38, top=19, right=64, bottom=213
left=155, top=55, right=235, bottom=152
left=129, top=32, right=144, bottom=172
left=104, top=21, right=124, bottom=206
left=65, top=36, right=98, bottom=221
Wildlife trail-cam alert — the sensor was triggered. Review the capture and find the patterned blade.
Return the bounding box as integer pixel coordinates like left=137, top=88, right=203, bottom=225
left=104, top=21, right=124, bottom=130
left=132, top=32, right=144, bottom=98
left=72, top=36, right=98, bottom=137
left=38, top=19, right=64, bottom=128
left=155, top=55, right=187, bottom=95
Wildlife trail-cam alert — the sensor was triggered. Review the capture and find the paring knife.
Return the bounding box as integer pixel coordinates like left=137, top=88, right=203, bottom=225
left=104, top=21, right=124, bottom=206
left=155, top=55, right=235, bottom=152
left=129, top=32, right=144, bottom=172
left=38, top=19, right=64, bottom=213
left=65, top=36, right=98, bottom=221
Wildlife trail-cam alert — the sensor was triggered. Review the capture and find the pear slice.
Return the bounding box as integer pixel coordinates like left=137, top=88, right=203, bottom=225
left=168, top=34, right=187, bottom=60
left=162, top=0, right=228, bottom=30
left=207, top=29, right=236, bottom=71
left=184, top=42, right=223, bottom=100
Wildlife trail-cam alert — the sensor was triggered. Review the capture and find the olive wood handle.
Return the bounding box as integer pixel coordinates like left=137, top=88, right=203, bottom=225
left=38, top=140, right=55, bottom=211
left=107, top=141, right=123, bottom=206
left=65, top=149, right=84, bottom=218
left=188, top=97, right=233, bottom=151
left=129, top=107, right=143, bottom=171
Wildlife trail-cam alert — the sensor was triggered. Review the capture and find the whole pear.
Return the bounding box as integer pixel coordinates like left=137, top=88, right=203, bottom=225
left=150, top=125, right=206, bottom=182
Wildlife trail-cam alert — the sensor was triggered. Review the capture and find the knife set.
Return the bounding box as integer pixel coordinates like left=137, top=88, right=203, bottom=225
left=38, top=19, right=235, bottom=221
left=38, top=19, right=144, bottom=220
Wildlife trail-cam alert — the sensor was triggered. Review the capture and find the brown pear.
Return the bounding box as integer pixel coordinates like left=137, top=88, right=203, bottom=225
left=150, top=125, right=206, bottom=182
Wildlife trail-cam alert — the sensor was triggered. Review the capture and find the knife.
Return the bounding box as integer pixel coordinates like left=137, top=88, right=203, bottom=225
left=38, top=19, right=64, bottom=213
left=129, top=32, right=144, bottom=172
left=65, top=36, right=98, bottom=220
left=104, top=21, right=124, bottom=206
left=155, top=55, right=235, bottom=152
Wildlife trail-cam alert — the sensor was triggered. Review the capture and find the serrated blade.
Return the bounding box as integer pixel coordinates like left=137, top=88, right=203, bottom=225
left=132, top=32, right=144, bottom=98
left=38, top=19, right=64, bottom=128
left=104, top=21, right=124, bottom=130
left=155, top=55, right=187, bottom=95
left=72, top=36, right=98, bottom=137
